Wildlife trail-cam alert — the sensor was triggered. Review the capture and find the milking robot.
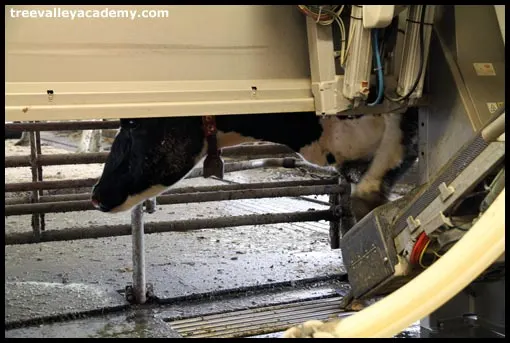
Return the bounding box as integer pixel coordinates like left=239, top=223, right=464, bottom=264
left=293, top=4, right=505, bottom=337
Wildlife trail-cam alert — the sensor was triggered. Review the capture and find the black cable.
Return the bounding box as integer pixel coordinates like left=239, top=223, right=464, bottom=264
left=385, top=5, right=427, bottom=103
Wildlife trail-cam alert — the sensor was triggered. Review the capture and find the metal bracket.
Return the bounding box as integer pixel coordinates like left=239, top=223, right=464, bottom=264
left=143, top=198, right=157, bottom=214
left=125, top=283, right=154, bottom=304
left=328, top=177, right=354, bottom=249
left=438, top=182, right=455, bottom=202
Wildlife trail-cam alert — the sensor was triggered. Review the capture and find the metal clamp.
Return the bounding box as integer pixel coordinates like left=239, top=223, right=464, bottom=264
left=125, top=283, right=154, bottom=304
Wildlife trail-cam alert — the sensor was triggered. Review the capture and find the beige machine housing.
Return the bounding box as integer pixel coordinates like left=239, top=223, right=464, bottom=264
left=5, top=5, right=314, bottom=121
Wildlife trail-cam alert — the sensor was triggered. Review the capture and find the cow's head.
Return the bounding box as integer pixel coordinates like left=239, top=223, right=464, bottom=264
left=91, top=117, right=205, bottom=213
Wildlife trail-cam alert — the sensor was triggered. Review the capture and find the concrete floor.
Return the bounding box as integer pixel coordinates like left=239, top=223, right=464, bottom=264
left=5, top=133, right=424, bottom=338
left=5, top=131, right=504, bottom=338
left=5, top=148, right=349, bottom=337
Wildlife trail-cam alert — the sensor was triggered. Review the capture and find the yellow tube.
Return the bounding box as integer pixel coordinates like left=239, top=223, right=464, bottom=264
left=331, top=188, right=505, bottom=338
left=284, top=188, right=505, bottom=338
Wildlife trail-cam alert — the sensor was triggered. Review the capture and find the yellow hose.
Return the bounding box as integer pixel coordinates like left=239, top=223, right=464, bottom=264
left=284, top=188, right=505, bottom=338
left=330, top=188, right=505, bottom=338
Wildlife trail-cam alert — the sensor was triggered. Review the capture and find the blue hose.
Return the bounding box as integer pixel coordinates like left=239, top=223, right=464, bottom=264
left=368, top=29, right=384, bottom=107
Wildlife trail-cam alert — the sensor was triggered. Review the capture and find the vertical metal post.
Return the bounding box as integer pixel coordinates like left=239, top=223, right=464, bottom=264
left=35, top=129, right=45, bottom=231
left=131, top=204, right=146, bottom=304
left=329, top=177, right=341, bottom=249
left=329, top=177, right=355, bottom=249
left=28, top=129, right=41, bottom=240
left=339, top=182, right=355, bottom=237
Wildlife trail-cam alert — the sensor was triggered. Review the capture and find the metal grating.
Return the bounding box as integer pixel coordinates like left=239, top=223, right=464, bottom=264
left=166, top=296, right=349, bottom=338
left=393, top=134, right=489, bottom=236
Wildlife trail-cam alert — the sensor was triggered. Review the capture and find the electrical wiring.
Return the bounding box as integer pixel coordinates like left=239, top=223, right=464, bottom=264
left=297, top=5, right=349, bottom=66
left=432, top=250, right=443, bottom=259
left=384, top=5, right=427, bottom=103
left=368, top=29, right=384, bottom=106
left=410, top=232, right=429, bottom=266
left=418, top=239, right=432, bottom=269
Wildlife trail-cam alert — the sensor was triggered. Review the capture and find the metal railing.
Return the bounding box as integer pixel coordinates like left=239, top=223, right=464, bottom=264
left=4, top=120, right=352, bottom=304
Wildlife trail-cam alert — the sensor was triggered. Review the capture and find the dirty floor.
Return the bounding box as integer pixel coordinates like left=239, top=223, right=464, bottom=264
left=5, top=133, right=432, bottom=338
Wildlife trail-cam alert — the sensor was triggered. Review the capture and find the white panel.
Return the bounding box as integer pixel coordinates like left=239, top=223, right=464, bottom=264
left=5, top=5, right=314, bottom=120
left=5, top=5, right=310, bottom=82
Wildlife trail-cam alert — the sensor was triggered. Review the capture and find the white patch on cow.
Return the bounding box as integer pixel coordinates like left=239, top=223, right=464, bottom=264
left=212, top=117, right=401, bottom=193
left=109, top=185, right=169, bottom=213
left=298, top=114, right=403, bottom=198
left=296, top=142, right=326, bottom=166
left=295, top=115, right=388, bottom=168
left=319, top=115, right=386, bottom=162
left=353, top=113, right=404, bottom=197
left=216, top=131, right=258, bottom=149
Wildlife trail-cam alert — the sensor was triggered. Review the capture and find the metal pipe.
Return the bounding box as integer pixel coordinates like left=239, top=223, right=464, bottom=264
left=5, top=178, right=98, bottom=192
left=328, top=177, right=342, bottom=250
left=186, top=158, right=338, bottom=179
left=222, top=144, right=294, bottom=157
left=481, top=111, right=505, bottom=143
left=5, top=158, right=337, bottom=193
left=35, top=130, right=46, bottom=231
left=5, top=144, right=295, bottom=168
left=5, top=184, right=346, bottom=216
left=28, top=130, right=41, bottom=240
left=5, top=210, right=337, bottom=245
left=4, top=120, right=121, bottom=132
left=339, top=183, right=355, bottom=237
left=131, top=204, right=146, bottom=304
left=328, top=179, right=354, bottom=246
left=5, top=179, right=337, bottom=205
left=5, top=153, right=109, bottom=168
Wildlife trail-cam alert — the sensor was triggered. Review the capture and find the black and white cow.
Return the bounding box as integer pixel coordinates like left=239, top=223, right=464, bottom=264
left=91, top=108, right=418, bottom=221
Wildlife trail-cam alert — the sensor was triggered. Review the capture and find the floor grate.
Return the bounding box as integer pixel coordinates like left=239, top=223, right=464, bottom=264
left=166, top=296, right=350, bottom=338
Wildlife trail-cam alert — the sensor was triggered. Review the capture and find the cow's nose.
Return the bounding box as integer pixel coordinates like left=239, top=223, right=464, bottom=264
left=91, top=198, right=101, bottom=209
left=91, top=198, right=110, bottom=212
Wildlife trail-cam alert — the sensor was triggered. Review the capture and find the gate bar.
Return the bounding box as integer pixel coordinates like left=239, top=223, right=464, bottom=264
left=131, top=204, right=146, bottom=304
left=5, top=209, right=337, bottom=245
left=5, top=184, right=346, bottom=216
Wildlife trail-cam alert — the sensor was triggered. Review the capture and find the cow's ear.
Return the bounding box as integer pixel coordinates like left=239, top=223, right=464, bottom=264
left=120, top=119, right=139, bottom=130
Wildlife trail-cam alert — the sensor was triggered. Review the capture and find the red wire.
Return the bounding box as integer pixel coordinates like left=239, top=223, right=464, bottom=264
left=410, top=232, right=430, bottom=265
